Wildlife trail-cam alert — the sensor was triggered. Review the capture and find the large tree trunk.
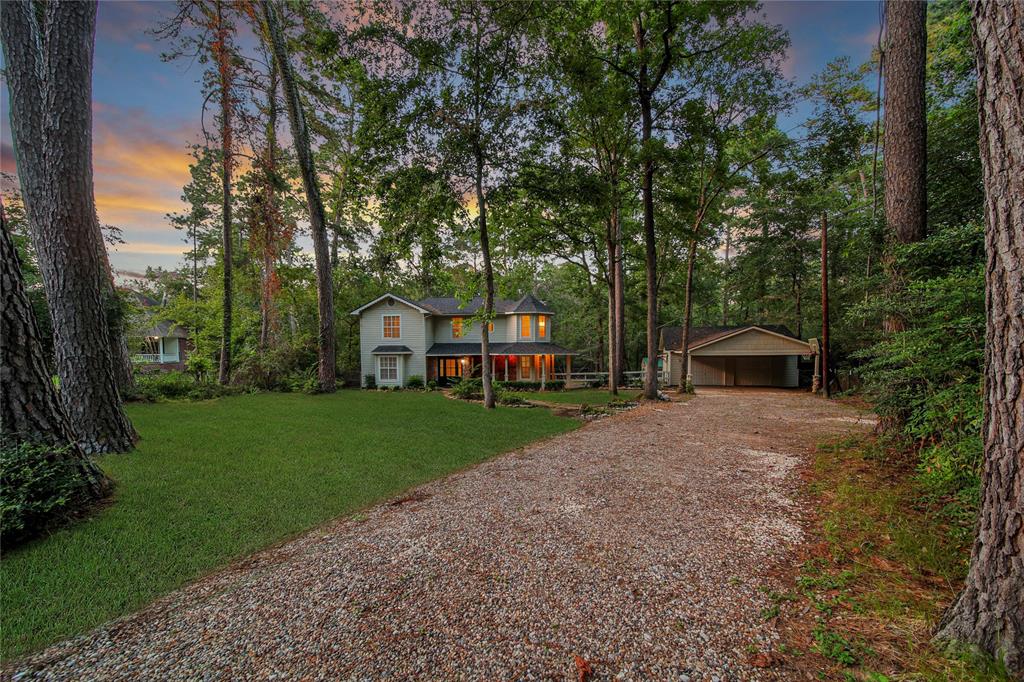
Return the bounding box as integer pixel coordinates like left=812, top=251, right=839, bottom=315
left=2, top=0, right=136, bottom=454
left=215, top=0, right=234, bottom=385
left=476, top=149, right=496, bottom=410
left=1, top=206, right=111, bottom=500
left=882, top=0, right=927, bottom=335
left=936, top=1, right=1024, bottom=673
left=262, top=0, right=336, bottom=392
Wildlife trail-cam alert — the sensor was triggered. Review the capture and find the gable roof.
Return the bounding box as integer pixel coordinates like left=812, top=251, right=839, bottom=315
left=349, top=293, right=432, bottom=316
left=353, top=293, right=555, bottom=317
left=140, top=320, right=189, bottom=339
left=661, top=324, right=798, bottom=351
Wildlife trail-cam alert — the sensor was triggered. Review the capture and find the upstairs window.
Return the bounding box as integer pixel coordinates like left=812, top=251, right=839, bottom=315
left=488, top=321, right=494, bottom=333
left=452, top=317, right=464, bottom=338
left=538, top=315, right=547, bottom=338
left=520, top=315, right=531, bottom=337
left=382, top=314, right=401, bottom=339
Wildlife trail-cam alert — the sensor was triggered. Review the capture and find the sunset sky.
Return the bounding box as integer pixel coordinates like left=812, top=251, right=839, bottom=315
left=0, top=0, right=881, bottom=275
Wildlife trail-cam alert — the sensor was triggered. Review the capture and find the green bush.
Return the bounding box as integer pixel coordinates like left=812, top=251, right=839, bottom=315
left=363, top=374, right=377, bottom=389
left=133, top=371, right=234, bottom=402
left=450, top=377, right=483, bottom=400
left=406, top=375, right=425, bottom=389
left=493, top=380, right=565, bottom=392
left=1, top=442, right=97, bottom=545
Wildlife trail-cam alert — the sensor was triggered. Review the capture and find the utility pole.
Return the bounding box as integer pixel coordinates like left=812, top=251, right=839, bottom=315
left=820, top=212, right=830, bottom=398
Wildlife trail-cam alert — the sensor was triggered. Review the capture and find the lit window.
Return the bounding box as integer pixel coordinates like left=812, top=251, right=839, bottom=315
left=488, top=321, right=494, bottom=333
left=383, top=314, right=400, bottom=338
left=520, top=356, right=532, bottom=378
left=520, top=315, right=531, bottom=337
left=442, top=358, right=463, bottom=377
left=379, top=355, right=398, bottom=381
left=538, top=316, right=547, bottom=338
left=452, top=317, right=464, bottom=338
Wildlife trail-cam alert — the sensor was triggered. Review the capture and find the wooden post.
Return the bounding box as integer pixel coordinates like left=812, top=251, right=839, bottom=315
left=541, top=355, right=547, bottom=390
left=820, top=212, right=830, bottom=399
left=566, top=355, right=572, bottom=386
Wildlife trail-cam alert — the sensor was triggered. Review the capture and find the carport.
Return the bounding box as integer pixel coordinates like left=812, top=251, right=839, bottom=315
left=687, top=326, right=811, bottom=387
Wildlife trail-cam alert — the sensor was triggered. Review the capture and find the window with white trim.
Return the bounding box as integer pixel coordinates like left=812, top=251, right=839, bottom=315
left=537, top=315, right=547, bottom=338
left=382, top=314, right=401, bottom=338
left=452, top=317, right=464, bottom=338
left=378, top=355, right=399, bottom=382
left=520, top=315, right=531, bottom=337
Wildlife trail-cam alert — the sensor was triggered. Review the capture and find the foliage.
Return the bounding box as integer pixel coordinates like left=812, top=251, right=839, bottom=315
left=131, top=371, right=237, bottom=402
left=363, top=374, right=376, bottom=389
left=854, top=224, right=985, bottom=514
left=405, top=375, right=424, bottom=389
left=0, top=392, right=577, bottom=657
left=0, top=442, right=97, bottom=546
left=493, top=380, right=566, bottom=392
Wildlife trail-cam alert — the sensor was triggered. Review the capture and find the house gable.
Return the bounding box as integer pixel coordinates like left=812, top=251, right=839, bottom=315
left=689, top=326, right=811, bottom=356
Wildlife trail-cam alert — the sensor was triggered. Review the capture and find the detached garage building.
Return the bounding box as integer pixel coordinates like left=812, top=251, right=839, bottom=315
left=660, top=325, right=813, bottom=388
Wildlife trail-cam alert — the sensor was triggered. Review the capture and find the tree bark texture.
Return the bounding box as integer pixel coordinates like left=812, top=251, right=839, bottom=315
left=262, top=0, right=337, bottom=392
left=1, top=0, right=137, bottom=453
left=883, top=0, right=927, bottom=245
left=1, top=206, right=111, bottom=503
left=936, top=1, right=1024, bottom=674
left=678, top=236, right=698, bottom=392
left=215, top=0, right=234, bottom=385
left=606, top=215, right=619, bottom=395
left=820, top=213, right=830, bottom=399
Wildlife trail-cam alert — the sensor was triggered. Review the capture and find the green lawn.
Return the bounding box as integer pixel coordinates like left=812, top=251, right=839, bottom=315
left=508, top=388, right=641, bottom=405
left=0, top=391, right=576, bottom=659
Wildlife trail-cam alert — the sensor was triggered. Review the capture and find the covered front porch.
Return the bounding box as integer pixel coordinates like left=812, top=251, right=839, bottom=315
left=425, top=342, right=577, bottom=387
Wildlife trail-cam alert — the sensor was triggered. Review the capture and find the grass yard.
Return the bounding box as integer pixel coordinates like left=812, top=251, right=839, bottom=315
left=508, top=388, right=641, bottom=405
left=0, top=391, right=576, bottom=659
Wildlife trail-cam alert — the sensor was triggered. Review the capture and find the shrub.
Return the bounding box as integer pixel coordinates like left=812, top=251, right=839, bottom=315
left=406, top=375, right=425, bottom=389
left=363, top=374, right=377, bottom=389
left=426, top=380, right=438, bottom=391
left=0, top=442, right=98, bottom=545
left=450, top=377, right=483, bottom=400
left=132, top=371, right=235, bottom=402
left=493, top=380, right=565, bottom=392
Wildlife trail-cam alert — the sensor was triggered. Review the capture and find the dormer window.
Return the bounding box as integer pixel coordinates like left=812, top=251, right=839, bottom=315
left=520, top=315, right=531, bottom=337
left=452, top=317, right=464, bottom=338
left=383, top=314, right=401, bottom=338
left=538, top=315, right=547, bottom=338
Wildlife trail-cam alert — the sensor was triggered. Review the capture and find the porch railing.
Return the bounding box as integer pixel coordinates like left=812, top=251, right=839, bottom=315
left=549, top=370, right=669, bottom=387
left=132, top=353, right=179, bottom=364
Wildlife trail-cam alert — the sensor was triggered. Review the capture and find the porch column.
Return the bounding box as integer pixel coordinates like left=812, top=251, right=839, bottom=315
left=812, top=352, right=821, bottom=393
left=566, top=355, right=572, bottom=384
left=541, top=355, right=547, bottom=390
left=686, top=352, right=692, bottom=386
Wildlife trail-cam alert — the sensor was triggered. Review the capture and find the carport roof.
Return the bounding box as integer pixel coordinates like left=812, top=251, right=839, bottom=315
left=661, top=324, right=798, bottom=351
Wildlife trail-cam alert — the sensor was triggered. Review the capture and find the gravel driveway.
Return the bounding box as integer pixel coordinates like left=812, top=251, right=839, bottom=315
left=12, top=389, right=872, bottom=681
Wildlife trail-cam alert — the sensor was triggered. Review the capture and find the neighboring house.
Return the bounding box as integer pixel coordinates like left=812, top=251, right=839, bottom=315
left=127, top=291, right=192, bottom=372
left=659, top=325, right=813, bottom=388
left=134, top=320, right=191, bottom=372
left=351, top=293, right=577, bottom=387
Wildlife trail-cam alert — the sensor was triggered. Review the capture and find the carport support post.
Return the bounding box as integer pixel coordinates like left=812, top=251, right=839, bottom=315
left=820, top=212, right=831, bottom=399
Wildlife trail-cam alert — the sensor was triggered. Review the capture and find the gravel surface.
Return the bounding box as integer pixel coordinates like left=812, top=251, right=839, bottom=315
left=11, top=389, right=872, bottom=681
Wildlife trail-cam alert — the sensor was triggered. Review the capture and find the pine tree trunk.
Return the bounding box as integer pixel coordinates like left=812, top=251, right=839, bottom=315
left=262, top=0, right=336, bottom=392
left=936, top=1, right=1024, bottom=673
left=1, top=0, right=136, bottom=454
left=639, top=94, right=658, bottom=400
left=678, top=236, right=698, bottom=392
left=259, top=57, right=279, bottom=351
left=215, top=0, right=234, bottom=385
left=1, top=205, right=111, bottom=500
left=882, top=0, right=927, bottom=335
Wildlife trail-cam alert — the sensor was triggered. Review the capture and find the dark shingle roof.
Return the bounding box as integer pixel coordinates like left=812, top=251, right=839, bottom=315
left=661, top=324, right=798, bottom=351
left=510, top=293, right=553, bottom=314
left=371, top=345, right=413, bottom=354
left=425, top=342, right=576, bottom=356
left=415, top=295, right=553, bottom=316
left=140, top=320, right=189, bottom=338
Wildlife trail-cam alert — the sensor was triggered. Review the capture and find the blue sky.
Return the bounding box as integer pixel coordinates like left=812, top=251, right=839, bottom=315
left=0, top=0, right=882, bottom=274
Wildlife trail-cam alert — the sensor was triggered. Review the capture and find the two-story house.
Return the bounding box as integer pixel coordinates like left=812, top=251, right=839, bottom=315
left=351, top=293, right=577, bottom=387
